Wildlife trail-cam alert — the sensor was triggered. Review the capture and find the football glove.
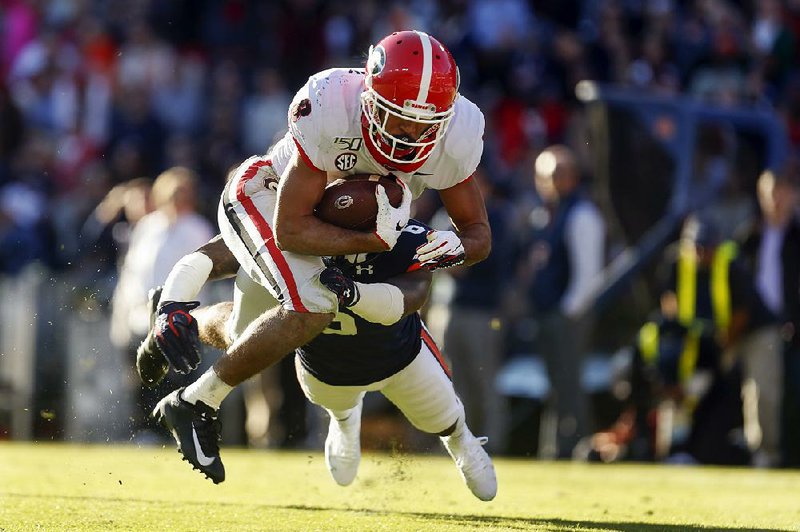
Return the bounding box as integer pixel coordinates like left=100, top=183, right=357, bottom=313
left=154, top=300, right=201, bottom=374
left=373, top=179, right=411, bottom=250
left=319, top=266, right=360, bottom=308
left=415, top=230, right=466, bottom=270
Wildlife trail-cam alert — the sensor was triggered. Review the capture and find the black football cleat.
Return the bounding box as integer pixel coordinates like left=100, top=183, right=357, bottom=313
left=152, top=388, right=225, bottom=484
left=136, top=286, right=169, bottom=387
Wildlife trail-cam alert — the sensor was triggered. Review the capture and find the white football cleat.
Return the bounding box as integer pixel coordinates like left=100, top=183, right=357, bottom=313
left=325, top=401, right=362, bottom=486
left=441, top=427, right=498, bottom=501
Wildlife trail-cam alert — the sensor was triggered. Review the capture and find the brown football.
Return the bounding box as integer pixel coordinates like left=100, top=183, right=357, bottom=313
left=315, top=174, right=404, bottom=231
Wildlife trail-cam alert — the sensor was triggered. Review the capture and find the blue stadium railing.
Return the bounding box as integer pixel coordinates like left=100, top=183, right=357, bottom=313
left=573, top=81, right=789, bottom=317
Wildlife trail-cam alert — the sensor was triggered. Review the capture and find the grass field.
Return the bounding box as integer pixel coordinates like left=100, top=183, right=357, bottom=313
left=1, top=442, right=799, bottom=531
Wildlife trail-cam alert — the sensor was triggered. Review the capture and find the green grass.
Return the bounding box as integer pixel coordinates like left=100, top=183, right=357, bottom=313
left=1, top=442, right=799, bottom=531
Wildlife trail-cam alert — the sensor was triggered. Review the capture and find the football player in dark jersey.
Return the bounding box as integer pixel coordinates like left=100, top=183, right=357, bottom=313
left=142, top=219, right=497, bottom=500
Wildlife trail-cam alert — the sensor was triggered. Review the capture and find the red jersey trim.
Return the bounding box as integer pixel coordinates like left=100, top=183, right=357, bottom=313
left=236, top=159, right=309, bottom=313
left=421, top=327, right=451, bottom=379
left=292, top=136, right=323, bottom=172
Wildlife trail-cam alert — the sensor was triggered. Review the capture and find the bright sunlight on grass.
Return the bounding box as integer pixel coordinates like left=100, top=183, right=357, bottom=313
left=1, top=442, right=799, bottom=531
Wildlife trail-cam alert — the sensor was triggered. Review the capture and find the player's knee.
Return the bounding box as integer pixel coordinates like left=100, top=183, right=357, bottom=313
left=196, top=301, right=235, bottom=350
left=302, top=310, right=335, bottom=330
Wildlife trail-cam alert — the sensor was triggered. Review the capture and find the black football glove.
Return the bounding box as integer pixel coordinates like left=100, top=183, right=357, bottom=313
left=154, top=300, right=201, bottom=374
left=319, top=266, right=360, bottom=308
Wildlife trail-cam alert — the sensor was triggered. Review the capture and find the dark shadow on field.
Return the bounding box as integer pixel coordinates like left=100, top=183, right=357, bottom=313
left=4, top=493, right=789, bottom=532
left=282, top=504, right=789, bottom=532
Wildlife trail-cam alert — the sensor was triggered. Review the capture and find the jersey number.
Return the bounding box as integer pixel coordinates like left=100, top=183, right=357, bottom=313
left=334, top=137, right=363, bottom=151
left=322, top=313, right=358, bottom=336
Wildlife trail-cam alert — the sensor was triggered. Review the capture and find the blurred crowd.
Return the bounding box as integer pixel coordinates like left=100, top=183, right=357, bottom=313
left=2, top=0, right=800, bottom=467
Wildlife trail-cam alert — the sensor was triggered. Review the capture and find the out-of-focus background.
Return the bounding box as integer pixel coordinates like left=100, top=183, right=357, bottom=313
left=1, top=0, right=800, bottom=469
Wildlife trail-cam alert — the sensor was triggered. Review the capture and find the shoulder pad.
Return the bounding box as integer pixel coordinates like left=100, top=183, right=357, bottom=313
left=289, top=69, right=364, bottom=169
left=442, top=97, right=485, bottom=177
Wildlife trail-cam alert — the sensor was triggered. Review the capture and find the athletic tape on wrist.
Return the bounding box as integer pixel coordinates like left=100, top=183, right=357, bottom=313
left=161, top=252, right=214, bottom=302
left=349, top=282, right=405, bottom=325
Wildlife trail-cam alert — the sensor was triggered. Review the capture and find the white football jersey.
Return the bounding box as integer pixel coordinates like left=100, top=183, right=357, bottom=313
left=268, top=68, right=485, bottom=198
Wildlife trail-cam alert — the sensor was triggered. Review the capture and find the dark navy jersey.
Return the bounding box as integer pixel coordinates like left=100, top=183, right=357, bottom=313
left=297, top=219, right=430, bottom=386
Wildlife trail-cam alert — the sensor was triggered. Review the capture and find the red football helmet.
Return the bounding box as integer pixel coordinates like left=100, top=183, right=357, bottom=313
left=361, top=30, right=460, bottom=166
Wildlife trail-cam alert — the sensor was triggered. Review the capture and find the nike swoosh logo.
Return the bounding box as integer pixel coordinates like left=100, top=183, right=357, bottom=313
left=395, top=223, right=404, bottom=231
left=192, top=425, right=215, bottom=466
left=413, top=172, right=433, bottom=176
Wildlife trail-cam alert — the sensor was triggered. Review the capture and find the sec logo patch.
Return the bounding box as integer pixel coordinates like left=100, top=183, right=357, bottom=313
left=335, top=152, right=357, bottom=171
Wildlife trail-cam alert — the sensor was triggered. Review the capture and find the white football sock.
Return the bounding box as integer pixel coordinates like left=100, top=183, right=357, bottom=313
left=445, top=397, right=467, bottom=439
left=328, top=406, right=358, bottom=424
left=182, top=368, right=232, bottom=410
left=447, top=416, right=466, bottom=439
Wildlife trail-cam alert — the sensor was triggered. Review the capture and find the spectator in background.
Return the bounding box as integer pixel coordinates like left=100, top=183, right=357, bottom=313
left=519, top=144, right=605, bottom=459
left=0, top=132, right=62, bottom=274
left=241, top=68, right=290, bottom=156
left=739, top=168, right=800, bottom=467
left=200, top=61, right=244, bottom=185
left=441, top=169, right=513, bottom=453
left=0, top=179, right=47, bottom=275
left=466, top=0, right=535, bottom=91
left=592, top=316, right=749, bottom=465
left=115, top=18, right=176, bottom=94
left=626, top=33, right=680, bottom=95
left=0, top=0, right=39, bottom=78
left=110, top=167, right=213, bottom=354
left=0, top=82, right=24, bottom=185
left=274, top=0, right=327, bottom=90
left=749, top=0, right=797, bottom=102
left=51, top=162, right=114, bottom=290
left=151, top=53, right=205, bottom=136
left=658, top=215, right=777, bottom=464
left=109, top=167, right=213, bottom=435
left=79, top=175, right=152, bottom=297
left=688, top=5, right=749, bottom=105
left=107, top=86, right=167, bottom=180
left=590, top=215, right=777, bottom=466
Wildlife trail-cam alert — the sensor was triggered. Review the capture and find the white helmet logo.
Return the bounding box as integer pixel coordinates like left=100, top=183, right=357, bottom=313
left=367, top=45, right=386, bottom=77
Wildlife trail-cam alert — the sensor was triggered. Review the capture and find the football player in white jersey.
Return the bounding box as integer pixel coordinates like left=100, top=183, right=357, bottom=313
left=147, top=31, right=491, bottom=482
left=144, top=220, right=497, bottom=500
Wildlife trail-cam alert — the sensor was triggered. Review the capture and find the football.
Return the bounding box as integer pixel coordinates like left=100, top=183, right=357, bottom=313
left=315, top=174, right=404, bottom=231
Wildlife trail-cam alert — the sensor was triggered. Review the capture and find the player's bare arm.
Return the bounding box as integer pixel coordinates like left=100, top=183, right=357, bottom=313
left=385, top=269, right=432, bottom=317
left=143, top=236, right=238, bottom=378
left=438, top=176, right=492, bottom=264
left=274, top=151, right=389, bottom=255
left=198, top=235, right=239, bottom=280
left=320, top=265, right=431, bottom=326
left=193, top=268, right=432, bottom=352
